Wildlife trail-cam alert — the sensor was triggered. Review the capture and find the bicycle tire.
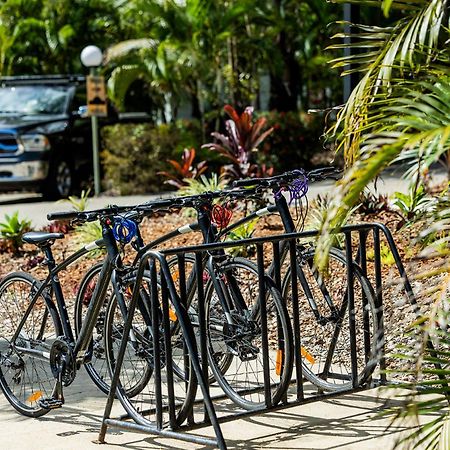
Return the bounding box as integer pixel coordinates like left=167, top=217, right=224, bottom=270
left=104, top=270, right=197, bottom=427
left=75, top=264, right=153, bottom=398
left=205, top=257, right=294, bottom=410
left=166, top=254, right=233, bottom=384
left=282, top=247, right=379, bottom=391
left=74, top=263, right=111, bottom=394
left=0, top=272, right=61, bottom=417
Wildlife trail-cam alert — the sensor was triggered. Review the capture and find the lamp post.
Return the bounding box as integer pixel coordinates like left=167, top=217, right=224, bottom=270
left=80, top=45, right=103, bottom=196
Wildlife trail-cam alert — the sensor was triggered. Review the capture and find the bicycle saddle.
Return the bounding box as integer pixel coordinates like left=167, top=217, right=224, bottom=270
left=22, top=232, right=64, bottom=246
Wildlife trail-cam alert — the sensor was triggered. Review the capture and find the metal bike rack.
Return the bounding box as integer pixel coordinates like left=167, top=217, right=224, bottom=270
left=98, top=222, right=420, bottom=449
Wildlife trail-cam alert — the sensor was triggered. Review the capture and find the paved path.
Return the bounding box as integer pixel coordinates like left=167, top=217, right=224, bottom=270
left=0, top=380, right=414, bottom=450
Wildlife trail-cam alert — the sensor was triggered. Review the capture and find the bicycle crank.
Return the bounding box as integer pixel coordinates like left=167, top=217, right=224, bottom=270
left=49, top=338, right=76, bottom=387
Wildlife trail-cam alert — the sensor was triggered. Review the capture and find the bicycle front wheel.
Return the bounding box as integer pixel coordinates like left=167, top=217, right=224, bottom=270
left=75, top=264, right=153, bottom=398
left=104, top=270, right=197, bottom=427
left=206, top=257, right=293, bottom=410
left=0, top=272, right=61, bottom=417
left=282, top=247, right=379, bottom=392
left=74, top=263, right=111, bottom=394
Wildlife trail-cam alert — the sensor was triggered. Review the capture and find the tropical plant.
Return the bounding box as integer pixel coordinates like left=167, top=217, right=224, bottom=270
left=366, top=242, right=395, bottom=266
left=178, top=173, right=227, bottom=197
left=308, top=194, right=357, bottom=248
left=106, top=0, right=341, bottom=121
left=382, top=190, right=450, bottom=448
left=392, top=182, right=434, bottom=227
left=317, top=0, right=450, bottom=266
left=58, top=189, right=91, bottom=212
left=178, top=173, right=227, bottom=217
left=203, top=104, right=274, bottom=180
left=356, top=191, right=391, bottom=216
left=73, top=221, right=104, bottom=258
left=315, top=1, right=450, bottom=448
left=227, top=218, right=259, bottom=257
left=158, top=148, right=207, bottom=189
left=0, top=211, right=32, bottom=254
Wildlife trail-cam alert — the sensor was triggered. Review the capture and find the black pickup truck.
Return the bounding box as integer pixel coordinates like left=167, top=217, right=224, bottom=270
left=0, top=75, right=148, bottom=198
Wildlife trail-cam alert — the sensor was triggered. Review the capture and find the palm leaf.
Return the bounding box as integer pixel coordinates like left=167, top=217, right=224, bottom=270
left=327, top=0, right=448, bottom=163
left=107, top=64, right=149, bottom=109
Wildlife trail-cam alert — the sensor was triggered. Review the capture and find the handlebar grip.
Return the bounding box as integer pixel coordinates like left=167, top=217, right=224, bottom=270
left=232, top=178, right=265, bottom=187
left=47, top=210, right=80, bottom=221
left=138, top=198, right=175, bottom=211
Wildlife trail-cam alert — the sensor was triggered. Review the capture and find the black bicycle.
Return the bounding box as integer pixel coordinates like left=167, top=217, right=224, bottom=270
left=0, top=202, right=196, bottom=425
left=231, top=168, right=380, bottom=391
left=102, top=191, right=294, bottom=415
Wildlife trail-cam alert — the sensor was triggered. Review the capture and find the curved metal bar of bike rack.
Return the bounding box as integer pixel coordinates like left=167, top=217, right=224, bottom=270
left=98, top=249, right=227, bottom=450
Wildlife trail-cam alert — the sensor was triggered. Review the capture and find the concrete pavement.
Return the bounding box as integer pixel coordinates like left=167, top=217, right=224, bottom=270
left=0, top=378, right=415, bottom=450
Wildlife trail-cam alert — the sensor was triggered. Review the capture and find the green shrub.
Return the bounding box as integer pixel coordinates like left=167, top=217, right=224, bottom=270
left=101, top=120, right=202, bottom=195
left=257, top=111, right=326, bottom=172
left=0, top=211, right=32, bottom=254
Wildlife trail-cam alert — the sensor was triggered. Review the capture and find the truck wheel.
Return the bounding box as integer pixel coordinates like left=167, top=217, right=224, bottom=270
left=43, top=158, right=73, bottom=199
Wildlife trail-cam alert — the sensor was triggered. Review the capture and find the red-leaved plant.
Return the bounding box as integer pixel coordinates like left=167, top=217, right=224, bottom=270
left=158, top=148, right=208, bottom=189
left=202, top=105, right=274, bottom=180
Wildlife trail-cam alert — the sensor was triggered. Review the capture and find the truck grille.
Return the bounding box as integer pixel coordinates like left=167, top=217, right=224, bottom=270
left=0, top=131, right=18, bottom=154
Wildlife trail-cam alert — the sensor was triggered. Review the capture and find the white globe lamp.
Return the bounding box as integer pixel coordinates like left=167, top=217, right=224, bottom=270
left=80, top=45, right=103, bottom=67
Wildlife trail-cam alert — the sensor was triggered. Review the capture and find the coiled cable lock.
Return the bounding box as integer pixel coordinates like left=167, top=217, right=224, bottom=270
left=112, top=217, right=137, bottom=244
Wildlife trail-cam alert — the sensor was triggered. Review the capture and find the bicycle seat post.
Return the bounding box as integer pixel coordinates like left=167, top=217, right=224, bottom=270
left=42, top=244, right=56, bottom=272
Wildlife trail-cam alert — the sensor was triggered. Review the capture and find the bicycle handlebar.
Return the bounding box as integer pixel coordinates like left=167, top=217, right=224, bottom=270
left=47, top=197, right=175, bottom=223
left=137, top=188, right=256, bottom=211
left=232, top=167, right=341, bottom=189
left=47, top=169, right=339, bottom=223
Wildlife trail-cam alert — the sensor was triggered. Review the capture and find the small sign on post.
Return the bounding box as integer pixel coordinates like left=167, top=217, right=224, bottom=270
left=86, top=75, right=107, bottom=117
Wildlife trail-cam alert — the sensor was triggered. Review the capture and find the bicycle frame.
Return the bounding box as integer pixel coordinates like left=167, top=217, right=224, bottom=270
left=213, top=191, right=340, bottom=321
left=11, top=223, right=119, bottom=368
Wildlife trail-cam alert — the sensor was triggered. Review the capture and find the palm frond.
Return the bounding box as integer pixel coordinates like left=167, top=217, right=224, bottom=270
left=107, top=64, right=149, bottom=109
left=328, top=0, right=448, bottom=162
left=104, top=38, right=157, bottom=64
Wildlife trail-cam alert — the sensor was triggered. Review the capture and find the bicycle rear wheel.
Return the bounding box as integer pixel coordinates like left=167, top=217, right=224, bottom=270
left=206, top=257, right=293, bottom=410
left=0, top=272, right=61, bottom=417
left=282, top=247, right=379, bottom=391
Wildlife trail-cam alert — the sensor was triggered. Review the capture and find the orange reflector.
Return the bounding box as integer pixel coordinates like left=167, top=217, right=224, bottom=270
left=172, top=271, right=179, bottom=282
left=27, top=391, right=43, bottom=403
left=275, top=349, right=283, bottom=376
left=301, top=347, right=316, bottom=365
left=169, top=308, right=177, bottom=322
left=126, top=286, right=133, bottom=297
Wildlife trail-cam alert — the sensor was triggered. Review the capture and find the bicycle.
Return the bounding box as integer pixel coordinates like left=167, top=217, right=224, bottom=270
left=0, top=203, right=196, bottom=425
left=231, top=168, right=380, bottom=391
left=102, top=191, right=294, bottom=414
left=132, top=169, right=378, bottom=393
left=144, top=168, right=378, bottom=393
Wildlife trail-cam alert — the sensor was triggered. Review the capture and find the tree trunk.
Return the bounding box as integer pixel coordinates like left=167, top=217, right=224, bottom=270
left=269, top=4, right=300, bottom=112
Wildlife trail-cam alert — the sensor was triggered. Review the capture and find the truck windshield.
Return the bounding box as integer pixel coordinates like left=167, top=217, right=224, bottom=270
left=0, top=85, right=70, bottom=115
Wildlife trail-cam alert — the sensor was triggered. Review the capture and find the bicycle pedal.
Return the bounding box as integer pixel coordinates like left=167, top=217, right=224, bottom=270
left=37, top=397, right=64, bottom=410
